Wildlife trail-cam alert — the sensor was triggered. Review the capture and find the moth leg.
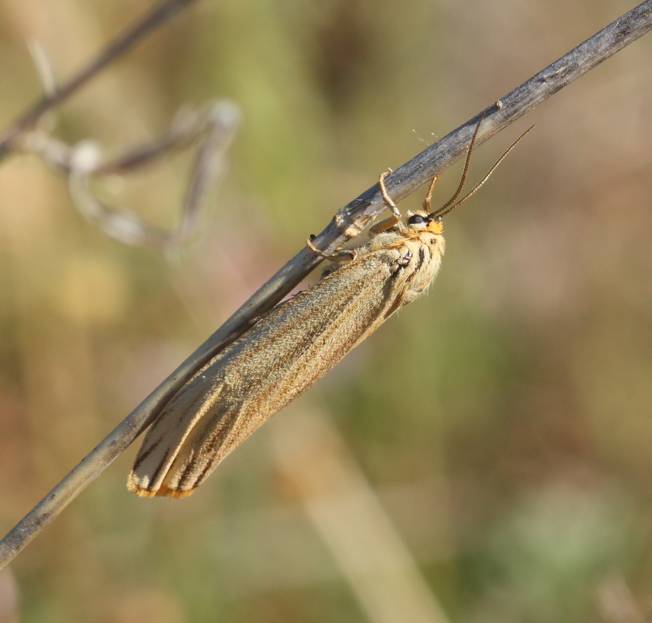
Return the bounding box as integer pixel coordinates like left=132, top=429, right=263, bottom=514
left=379, top=169, right=409, bottom=233
left=421, top=175, right=439, bottom=213
left=306, top=235, right=357, bottom=262
left=369, top=215, right=400, bottom=235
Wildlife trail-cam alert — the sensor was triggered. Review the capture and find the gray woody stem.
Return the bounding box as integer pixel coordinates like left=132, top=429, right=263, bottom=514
left=1, top=0, right=652, bottom=568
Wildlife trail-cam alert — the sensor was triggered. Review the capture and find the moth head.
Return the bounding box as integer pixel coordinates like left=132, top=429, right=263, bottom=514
left=407, top=212, right=444, bottom=234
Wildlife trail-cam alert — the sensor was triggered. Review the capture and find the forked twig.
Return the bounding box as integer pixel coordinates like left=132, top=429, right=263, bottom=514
left=1, top=0, right=652, bottom=568
left=10, top=1, right=237, bottom=249
left=63, top=102, right=240, bottom=248
left=18, top=100, right=240, bottom=248
left=0, top=0, right=199, bottom=159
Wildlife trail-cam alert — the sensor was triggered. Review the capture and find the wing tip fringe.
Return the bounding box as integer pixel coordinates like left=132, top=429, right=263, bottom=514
left=126, top=472, right=196, bottom=499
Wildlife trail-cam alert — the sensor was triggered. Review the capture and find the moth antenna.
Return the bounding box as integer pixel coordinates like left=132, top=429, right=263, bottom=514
left=429, top=124, right=534, bottom=220
left=430, top=117, right=483, bottom=217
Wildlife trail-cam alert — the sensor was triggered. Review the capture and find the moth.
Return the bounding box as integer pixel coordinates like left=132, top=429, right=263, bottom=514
left=128, top=121, right=529, bottom=498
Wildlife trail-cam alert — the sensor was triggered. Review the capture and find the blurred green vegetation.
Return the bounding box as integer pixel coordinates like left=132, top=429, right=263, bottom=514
left=1, top=1, right=651, bottom=622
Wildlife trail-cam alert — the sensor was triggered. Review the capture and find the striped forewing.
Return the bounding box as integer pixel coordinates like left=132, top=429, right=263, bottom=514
left=129, top=240, right=432, bottom=497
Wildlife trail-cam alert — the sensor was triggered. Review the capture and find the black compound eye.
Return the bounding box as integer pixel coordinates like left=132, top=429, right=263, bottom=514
left=407, top=214, right=429, bottom=227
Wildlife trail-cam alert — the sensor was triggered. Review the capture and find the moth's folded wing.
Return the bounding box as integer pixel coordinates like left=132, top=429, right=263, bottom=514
left=128, top=251, right=401, bottom=498
left=126, top=381, right=226, bottom=498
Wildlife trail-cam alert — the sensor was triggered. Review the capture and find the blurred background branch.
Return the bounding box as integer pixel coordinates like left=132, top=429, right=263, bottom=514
left=2, top=0, right=237, bottom=249
left=270, top=408, right=452, bottom=623
left=0, top=0, right=199, bottom=159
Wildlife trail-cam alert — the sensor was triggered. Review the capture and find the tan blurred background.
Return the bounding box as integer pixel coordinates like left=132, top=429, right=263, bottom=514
left=1, top=1, right=651, bottom=621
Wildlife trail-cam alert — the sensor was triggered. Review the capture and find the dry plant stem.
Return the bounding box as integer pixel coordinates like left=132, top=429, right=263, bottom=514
left=1, top=0, right=652, bottom=568
left=269, top=410, right=451, bottom=623
left=0, top=0, right=198, bottom=160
